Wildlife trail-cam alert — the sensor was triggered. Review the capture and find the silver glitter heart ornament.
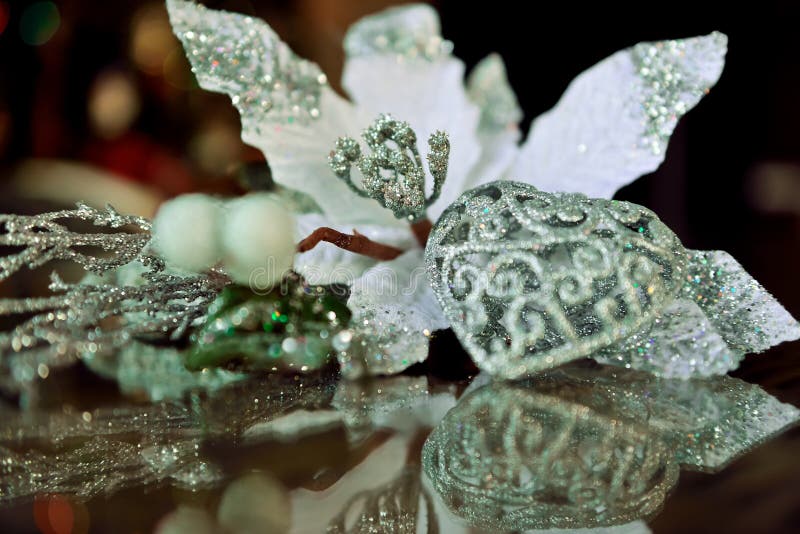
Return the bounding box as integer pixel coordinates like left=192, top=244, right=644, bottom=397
left=425, top=181, right=688, bottom=379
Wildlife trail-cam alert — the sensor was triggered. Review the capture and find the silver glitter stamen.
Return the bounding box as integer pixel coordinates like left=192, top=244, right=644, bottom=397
left=329, top=114, right=450, bottom=221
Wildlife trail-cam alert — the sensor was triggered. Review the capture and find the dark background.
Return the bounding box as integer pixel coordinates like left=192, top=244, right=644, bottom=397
left=0, top=0, right=799, bottom=532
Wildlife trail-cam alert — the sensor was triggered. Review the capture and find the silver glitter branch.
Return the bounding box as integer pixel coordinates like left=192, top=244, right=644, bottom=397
left=0, top=203, right=151, bottom=281
left=329, top=115, right=450, bottom=221
left=0, top=203, right=228, bottom=393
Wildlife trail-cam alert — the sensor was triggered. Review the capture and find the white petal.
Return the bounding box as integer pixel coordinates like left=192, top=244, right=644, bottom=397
left=596, top=249, right=800, bottom=378
left=512, top=32, right=727, bottom=199
left=342, top=4, right=481, bottom=215
left=686, top=249, right=800, bottom=352
left=446, top=54, right=522, bottom=210
left=454, top=128, right=519, bottom=198
left=346, top=249, right=448, bottom=376
left=466, top=53, right=523, bottom=133
left=595, top=299, right=744, bottom=378
left=293, top=213, right=417, bottom=286
left=167, top=0, right=397, bottom=228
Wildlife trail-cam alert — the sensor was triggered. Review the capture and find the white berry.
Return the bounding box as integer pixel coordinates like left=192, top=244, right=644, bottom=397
left=220, top=193, right=296, bottom=288
left=152, top=194, right=223, bottom=272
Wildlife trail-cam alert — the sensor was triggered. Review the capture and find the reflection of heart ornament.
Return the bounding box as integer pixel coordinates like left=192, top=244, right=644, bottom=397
left=422, top=370, right=679, bottom=531
left=425, top=181, right=687, bottom=379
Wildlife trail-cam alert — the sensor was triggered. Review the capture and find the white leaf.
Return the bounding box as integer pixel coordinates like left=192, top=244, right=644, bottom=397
left=513, top=32, right=727, bottom=199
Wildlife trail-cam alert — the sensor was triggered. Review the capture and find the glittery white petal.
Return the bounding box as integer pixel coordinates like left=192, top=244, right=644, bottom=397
left=166, top=0, right=398, bottom=227
left=292, top=213, right=417, bottom=286
left=341, top=4, right=482, bottom=217
left=512, top=32, right=727, bottom=199
left=595, top=299, right=744, bottom=378
left=346, top=249, right=448, bottom=376
left=598, top=249, right=800, bottom=378
left=684, top=249, right=800, bottom=353
left=466, top=53, right=523, bottom=133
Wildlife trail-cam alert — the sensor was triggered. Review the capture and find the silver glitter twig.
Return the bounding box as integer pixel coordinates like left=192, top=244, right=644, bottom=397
left=0, top=203, right=227, bottom=393
left=0, top=203, right=151, bottom=281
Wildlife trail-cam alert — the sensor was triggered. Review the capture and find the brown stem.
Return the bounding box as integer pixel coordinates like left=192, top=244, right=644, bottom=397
left=411, top=218, right=432, bottom=247
left=297, top=227, right=403, bottom=261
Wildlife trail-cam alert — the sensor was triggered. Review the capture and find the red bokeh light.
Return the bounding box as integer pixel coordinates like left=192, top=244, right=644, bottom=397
left=0, top=2, right=10, bottom=36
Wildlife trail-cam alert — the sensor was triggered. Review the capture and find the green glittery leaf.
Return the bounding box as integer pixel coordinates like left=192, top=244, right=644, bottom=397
left=187, top=274, right=350, bottom=372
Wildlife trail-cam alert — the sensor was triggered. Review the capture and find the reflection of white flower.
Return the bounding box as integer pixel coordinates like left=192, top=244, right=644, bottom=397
left=167, top=0, right=727, bottom=375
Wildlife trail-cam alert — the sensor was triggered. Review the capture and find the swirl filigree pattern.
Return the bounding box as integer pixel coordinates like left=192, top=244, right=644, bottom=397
left=425, top=181, right=686, bottom=378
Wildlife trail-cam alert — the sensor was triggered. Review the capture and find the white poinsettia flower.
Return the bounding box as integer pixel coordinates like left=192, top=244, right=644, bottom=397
left=167, top=0, right=728, bottom=376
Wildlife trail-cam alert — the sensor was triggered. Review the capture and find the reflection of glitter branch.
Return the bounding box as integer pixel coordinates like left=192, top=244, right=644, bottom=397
left=0, top=265, right=226, bottom=393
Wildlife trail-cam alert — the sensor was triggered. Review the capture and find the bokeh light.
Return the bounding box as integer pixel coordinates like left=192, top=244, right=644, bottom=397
left=0, top=2, right=10, bottom=36
left=33, top=494, right=89, bottom=534
left=19, top=1, right=60, bottom=46
left=130, top=4, right=176, bottom=75
left=163, top=47, right=195, bottom=90
left=189, top=120, right=243, bottom=175
left=88, top=70, right=142, bottom=140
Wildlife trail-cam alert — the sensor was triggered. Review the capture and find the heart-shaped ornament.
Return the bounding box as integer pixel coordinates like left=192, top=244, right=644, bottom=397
left=425, top=181, right=687, bottom=379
